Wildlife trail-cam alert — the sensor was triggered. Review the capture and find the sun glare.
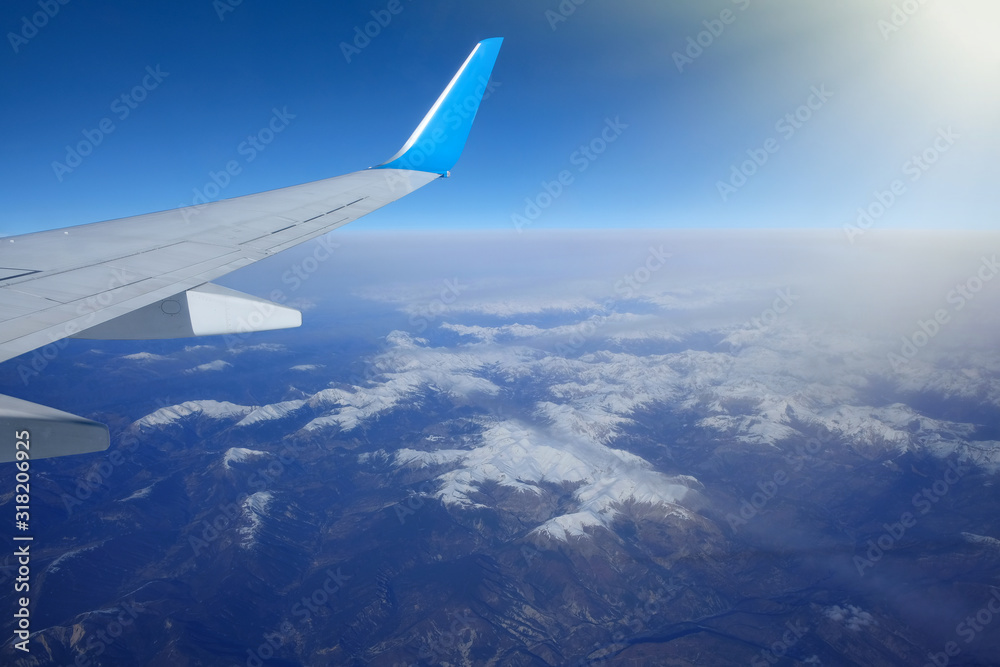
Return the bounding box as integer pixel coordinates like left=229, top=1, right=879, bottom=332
left=928, top=1, right=1000, bottom=65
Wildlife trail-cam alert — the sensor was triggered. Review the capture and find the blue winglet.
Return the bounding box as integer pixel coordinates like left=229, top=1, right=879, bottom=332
left=374, top=38, right=503, bottom=175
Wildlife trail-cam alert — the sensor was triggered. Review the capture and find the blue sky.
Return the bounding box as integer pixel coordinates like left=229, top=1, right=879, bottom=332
left=2, top=0, right=998, bottom=234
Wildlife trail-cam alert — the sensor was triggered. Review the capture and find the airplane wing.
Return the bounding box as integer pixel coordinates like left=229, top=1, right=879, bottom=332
left=0, top=37, right=503, bottom=462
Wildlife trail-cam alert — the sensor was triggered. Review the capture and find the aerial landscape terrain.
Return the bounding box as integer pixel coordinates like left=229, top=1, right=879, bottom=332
left=2, top=0, right=999, bottom=665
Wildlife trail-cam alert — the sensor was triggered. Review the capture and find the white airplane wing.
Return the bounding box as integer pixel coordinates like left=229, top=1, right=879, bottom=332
left=0, top=37, right=503, bottom=462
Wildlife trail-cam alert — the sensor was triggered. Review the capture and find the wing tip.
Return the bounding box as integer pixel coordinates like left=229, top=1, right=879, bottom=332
left=374, top=38, right=504, bottom=175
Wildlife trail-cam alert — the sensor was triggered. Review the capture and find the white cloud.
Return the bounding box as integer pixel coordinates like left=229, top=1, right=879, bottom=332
left=824, top=605, right=876, bottom=631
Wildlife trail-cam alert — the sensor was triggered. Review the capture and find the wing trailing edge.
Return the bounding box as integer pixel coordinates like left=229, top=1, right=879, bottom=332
left=0, top=395, right=109, bottom=462
left=72, top=283, right=301, bottom=340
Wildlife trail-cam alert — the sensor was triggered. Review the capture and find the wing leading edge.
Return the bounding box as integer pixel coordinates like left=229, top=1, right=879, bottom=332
left=0, top=38, right=503, bottom=462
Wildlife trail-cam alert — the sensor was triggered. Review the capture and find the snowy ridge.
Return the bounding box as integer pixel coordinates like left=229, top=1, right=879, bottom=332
left=813, top=404, right=919, bottom=450
left=339, top=320, right=997, bottom=538
left=300, top=333, right=507, bottom=433
left=536, top=401, right=633, bottom=446
left=223, top=447, right=268, bottom=468
left=390, top=419, right=693, bottom=541
left=119, top=484, right=156, bottom=502
left=47, top=542, right=105, bottom=574
left=125, top=276, right=1000, bottom=557
left=239, top=492, right=273, bottom=548
left=134, top=400, right=255, bottom=430
left=132, top=309, right=1000, bottom=478
left=121, top=352, right=168, bottom=362
left=961, top=532, right=1000, bottom=549
left=697, top=414, right=799, bottom=446
left=130, top=333, right=513, bottom=435
left=235, top=400, right=307, bottom=427
left=184, top=360, right=231, bottom=374
left=890, top=352, right=1000, bottom=408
